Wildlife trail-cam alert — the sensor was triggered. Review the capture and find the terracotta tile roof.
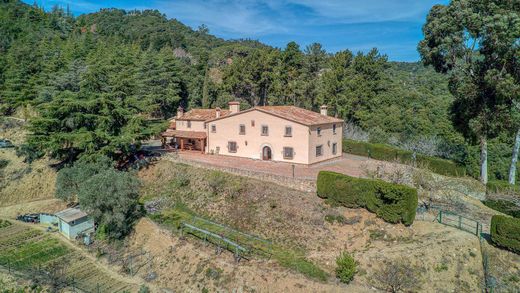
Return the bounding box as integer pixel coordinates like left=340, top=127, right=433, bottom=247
left=161, top=130, right=207, bottom=139
left=251, top=106, right=343, bottom=125
left=177, top=109, right=231, bottom=121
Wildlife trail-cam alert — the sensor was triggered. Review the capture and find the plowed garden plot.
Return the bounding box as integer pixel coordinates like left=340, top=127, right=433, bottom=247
left=0, top=221, right=138, bottom=292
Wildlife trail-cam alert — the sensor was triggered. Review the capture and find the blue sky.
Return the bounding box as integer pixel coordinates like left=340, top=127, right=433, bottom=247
left=27, top=0, right=449, bottom=61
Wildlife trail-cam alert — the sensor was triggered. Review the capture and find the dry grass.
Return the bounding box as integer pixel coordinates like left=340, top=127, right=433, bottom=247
left=0, top=149, right=56, bottom=207
left=137, top=159, right=486, bottom=292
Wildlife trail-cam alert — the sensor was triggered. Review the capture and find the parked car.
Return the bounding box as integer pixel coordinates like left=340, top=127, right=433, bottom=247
left=16, top=214, right=40, bottom=223
left=0, top=139, right=14, bottom=148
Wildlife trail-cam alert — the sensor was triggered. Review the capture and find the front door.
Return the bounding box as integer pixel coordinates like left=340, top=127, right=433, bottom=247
left=262, top=146, right=272, bottom=160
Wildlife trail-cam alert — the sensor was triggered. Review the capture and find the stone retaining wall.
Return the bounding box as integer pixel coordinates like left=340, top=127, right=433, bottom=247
left=163, top=154, right=317, bottom=193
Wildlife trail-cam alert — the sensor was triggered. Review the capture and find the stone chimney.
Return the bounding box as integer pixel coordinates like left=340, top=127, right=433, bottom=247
left=177, top=106, right=184, bottom=118
left=229, top=101, right=240, bottom=114
left=215, top=107, right=221, bottom=118
left=320, top=105, right=328, bottom=116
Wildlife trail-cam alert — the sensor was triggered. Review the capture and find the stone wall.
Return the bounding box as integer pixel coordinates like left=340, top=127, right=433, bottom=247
left=163, top=154, right=316, bottom=193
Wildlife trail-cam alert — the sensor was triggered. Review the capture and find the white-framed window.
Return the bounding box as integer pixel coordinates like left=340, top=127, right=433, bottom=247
left=239, top=124, right=246, bottom=135
left=317, top=127, right=321, bottom=136
left=283, top=147, right=294, bottom=159
left=228, top=141, right=237, bottom=153
left=211, top=124, right=216, bottom=133
left=261, top=125, right=269, bottom=136
left=332, top=143, right=337, bottom=155
left=316, top=145, right=323, bottom=156
left=284, top=126, right=292, bottom=137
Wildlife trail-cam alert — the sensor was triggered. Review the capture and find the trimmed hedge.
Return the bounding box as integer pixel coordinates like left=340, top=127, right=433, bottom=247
left=490, top=215, right=520, bottom=254
left=482, top=199, right=520, bottom=218
left=317, top=171, right=418, bottom=225
left=487, top=180, right=520, bottom=195
left=342, top=139, right=466, bottom=177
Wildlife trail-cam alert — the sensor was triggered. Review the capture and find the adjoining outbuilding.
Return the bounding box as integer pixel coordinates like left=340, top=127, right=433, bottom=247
left=54, top=207, right=95, bottom=240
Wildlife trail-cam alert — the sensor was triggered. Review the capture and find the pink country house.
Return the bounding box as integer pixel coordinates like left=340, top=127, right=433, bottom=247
left=161, top=102, right=343, bottom=165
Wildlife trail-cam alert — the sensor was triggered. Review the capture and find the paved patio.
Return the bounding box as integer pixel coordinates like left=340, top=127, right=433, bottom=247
left=175, top=151, right=382, bottom=180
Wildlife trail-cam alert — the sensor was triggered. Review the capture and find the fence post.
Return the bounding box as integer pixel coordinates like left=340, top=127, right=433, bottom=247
left=438, top=211, right=442, bottom=223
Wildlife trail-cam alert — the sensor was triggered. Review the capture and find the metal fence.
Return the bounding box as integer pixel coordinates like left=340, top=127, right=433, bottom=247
left=435, top=210, right=483, bottom=236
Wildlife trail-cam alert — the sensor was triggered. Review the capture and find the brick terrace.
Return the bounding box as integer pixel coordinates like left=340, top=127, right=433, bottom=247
left=176, top=151, right=379, bottom=180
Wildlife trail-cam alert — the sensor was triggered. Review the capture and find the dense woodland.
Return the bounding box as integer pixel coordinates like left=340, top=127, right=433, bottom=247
left=0, top=0, right=518, bottom=183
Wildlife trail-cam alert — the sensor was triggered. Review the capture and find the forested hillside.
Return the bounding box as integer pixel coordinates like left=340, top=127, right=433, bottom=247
left=0, top=0, right=517, bottom=181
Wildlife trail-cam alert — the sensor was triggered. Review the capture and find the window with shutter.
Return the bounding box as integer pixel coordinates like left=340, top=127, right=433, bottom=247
left=284, top=126, right=292, bottom=137
left=228, top=141, right=237, bottom=153
left=283, top=147, right=294, bottom=159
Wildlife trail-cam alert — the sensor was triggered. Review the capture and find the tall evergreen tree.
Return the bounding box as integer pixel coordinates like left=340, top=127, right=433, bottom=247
left=418, top=0, right=519, bottom=184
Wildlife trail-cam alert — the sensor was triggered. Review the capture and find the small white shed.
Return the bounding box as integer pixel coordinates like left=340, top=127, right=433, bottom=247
left=55, top=208, right=94, bottom=240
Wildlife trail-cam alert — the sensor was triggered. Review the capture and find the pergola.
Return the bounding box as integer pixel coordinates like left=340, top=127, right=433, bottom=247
left=161, top=130, right=207, bottom=154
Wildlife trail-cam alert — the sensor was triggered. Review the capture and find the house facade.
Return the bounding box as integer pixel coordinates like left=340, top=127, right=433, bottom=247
left=162, top=102, right=343, bottom=165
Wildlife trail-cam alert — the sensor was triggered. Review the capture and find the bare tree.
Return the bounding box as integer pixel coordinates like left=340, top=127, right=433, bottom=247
left=373, top=259, right=421, bottom=293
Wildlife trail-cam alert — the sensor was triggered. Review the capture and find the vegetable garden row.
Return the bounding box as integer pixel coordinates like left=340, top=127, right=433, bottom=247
left=0, top=220, right=138, bottom=292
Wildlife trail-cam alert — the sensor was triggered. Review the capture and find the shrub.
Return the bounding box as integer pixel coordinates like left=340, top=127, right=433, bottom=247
left=208, top=171, right=226, bottom=195
left=490, top=215, right=520, bottom=254
left=342, top=139, right=466, bottom=177
left=373, top=259, right=421, bottom=292
left=324, top=214, right=346, bottom=224
left=0, top=159, right=9, bottom=169
left=335, top=252, right=357, bottom=284
left=317, top=171, right=418, bottom=225
left=482, top=199, right=520, bottom=218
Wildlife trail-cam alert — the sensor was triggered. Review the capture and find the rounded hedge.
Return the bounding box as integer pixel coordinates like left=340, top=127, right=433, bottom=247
left=490, top=215, right=520, bottom=254
left=317, top=171, right=418, bottom=226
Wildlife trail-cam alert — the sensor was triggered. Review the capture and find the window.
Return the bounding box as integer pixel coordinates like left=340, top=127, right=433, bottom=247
left=316, top=145, right=323, bottom=156
left=228, top=141, right=237, bottom=153
left=211, top=124, right=216, bottom=133
left=251, top=120, right=255, bottom=127
left=317, top=127, right=321, bottom=136
left=187, top=121, right=191, bottom=128
left=332, top=143, right=337, bottom=155
left=333, top=124, right=336, bottom=134
left=261, top=125, right=269, bottom=136
left=239, top=124, right=246, bottom=135
left=283, top=147, right=294, bottom=159
left=204, top=123, right=207, bottom=129
left=284, top=126, right=292, bottom=137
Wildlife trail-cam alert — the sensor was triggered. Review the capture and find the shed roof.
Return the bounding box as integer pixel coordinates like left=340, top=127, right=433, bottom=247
left=55, top=208, right=88, bottom=223
left=161, top=130, right=207, bottom=139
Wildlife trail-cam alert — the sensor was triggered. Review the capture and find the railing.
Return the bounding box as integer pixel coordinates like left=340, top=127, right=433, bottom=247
left=435, top=210, right=482, bottom=236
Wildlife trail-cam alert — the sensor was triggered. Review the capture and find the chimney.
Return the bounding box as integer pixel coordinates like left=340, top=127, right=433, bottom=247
left=215, top=107, right=221, bottom=118
left=229, top=101, right=240, bottom=114
left=177, top=106, right=184, bottom=118
left=320, top=105, right=328, bottom=116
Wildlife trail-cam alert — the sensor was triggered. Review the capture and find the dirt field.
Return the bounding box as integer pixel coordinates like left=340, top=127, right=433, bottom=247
left=137, top=160, right=486, bottom=292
